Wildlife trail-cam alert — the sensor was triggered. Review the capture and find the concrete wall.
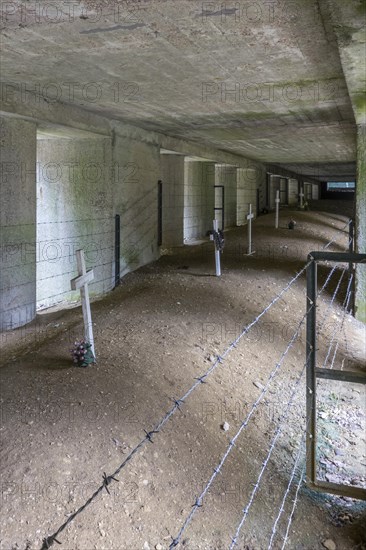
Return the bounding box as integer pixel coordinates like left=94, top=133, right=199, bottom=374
left=288, top=178, right=298, bottom=205
left=0, top=116, right=37, bottom=330
left=113, top=135, right=161, bottom=276
left=160, top=153, right=185, bottom=247
left=237, top=168, right=258, bottom=225
left=36, top=136, right=114, bottom=310
left=269, top=176, right=281, bottom=209
left=215, top=164, right=237, bottom=229
left=184, top=160, right=215, bottom=242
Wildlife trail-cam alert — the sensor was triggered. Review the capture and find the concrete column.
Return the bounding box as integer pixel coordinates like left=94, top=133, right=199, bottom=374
left=36, top=136, right=113, bottom=309
left=0, top=116, right=37, bottom=331
left=215, top=164, right=237, bottom=229
left=270, top=176, right=280, bottom=209
left=237, top=167, right=258, bottom=225
left=183, top=160, right=215, bottom=242
left=160, top=153, right=185, bottom=247
left=288, top=178, right=298, bottom=205
left=355, top=124, right=366, bottom=322
left=113, top=135, right=160, bottom=277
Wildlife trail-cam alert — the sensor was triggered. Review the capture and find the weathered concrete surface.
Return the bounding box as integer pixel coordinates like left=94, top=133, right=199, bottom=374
left=112, top=135, right=161, bottom=276
left=288, top=178, right=299, bottom=205
left=215, top=165, right=237, bottom=229
left=237, top=168, right=259, bottom=224
left=36, top=135, right=113, bottom=309
left=160, top=153, right=185, bottom=247
left=355, top=124, right=366, bottom=323
left=0, top=0, right=357, bottom=177
left=184, top=160, right=215, bottom=241
left=0, top=116, right=37, bottom=330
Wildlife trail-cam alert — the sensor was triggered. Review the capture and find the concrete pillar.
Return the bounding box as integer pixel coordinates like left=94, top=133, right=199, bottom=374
left=215, top=164, right=237, bottom=229
left=160, top=153, right=185, bottom=247
left=288, top=178, right=298, bottom=205
left=183, top=160, right=215, bottom=242
left=113, top=135, right=160, bottom=277
left=355, top=124, right=366, bottom=322
left=237, top=167, right=258, bottom=225
left=270, top=176, right=280, bottom=209
left=36, top=136, right=113, bottom=310
left=0, top=116, right=37, bottom=331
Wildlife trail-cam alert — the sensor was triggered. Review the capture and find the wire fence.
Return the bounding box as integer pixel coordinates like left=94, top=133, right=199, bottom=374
left=31, top=220, right=355, bottom=550
left=229, top=271, right=354, bottom=549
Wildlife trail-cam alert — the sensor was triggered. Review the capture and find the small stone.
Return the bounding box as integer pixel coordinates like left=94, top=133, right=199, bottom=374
left=221, top=421, right=230, bottom=432
left=322, top=539, right=336, bottom=550
left=155, top=545, right=163, bottom=550
left=253, top=381, right=265, bottom=390
left=143, top=542, right=150, bottom=550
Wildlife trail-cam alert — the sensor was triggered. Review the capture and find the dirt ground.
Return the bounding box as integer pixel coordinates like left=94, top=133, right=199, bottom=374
left=0, top=202, right=365, bottom=550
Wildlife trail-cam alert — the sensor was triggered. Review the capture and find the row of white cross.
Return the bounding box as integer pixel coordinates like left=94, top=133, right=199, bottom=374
left=72, top=192, right=304, bottom=356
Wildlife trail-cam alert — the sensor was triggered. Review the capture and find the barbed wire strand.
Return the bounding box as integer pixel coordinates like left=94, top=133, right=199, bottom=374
left=169, top=263, right=340, bottom=548
left=268, top=276, right=353, bottom=549
left=322, top=274, right=353, bottom=370
left=37, top=225, right=350, bottom=549
left=38, top=263, right=319, bottom=548
left=281, top=465, right=306, bottom=549
left=229, top=359, right=308, bottom=549
left=267, top=431, right=307, bottom=549
left=317, top=267, right=346, bottom=334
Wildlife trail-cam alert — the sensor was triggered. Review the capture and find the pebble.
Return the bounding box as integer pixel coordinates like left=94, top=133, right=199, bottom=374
left=322, top=539, right=336, bottom=550
left=221, top=421, right=230, bottom=432
left=143, top=543, right=150, bottom=550
left=155, top=545, right=163, bottom=550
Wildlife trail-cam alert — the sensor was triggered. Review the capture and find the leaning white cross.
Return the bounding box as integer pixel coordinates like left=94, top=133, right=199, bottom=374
left=70, top=249, right=96, bottom=360
left=245, top=203, right=255, bottom=255
left=275, top=190, right=280, bottom=229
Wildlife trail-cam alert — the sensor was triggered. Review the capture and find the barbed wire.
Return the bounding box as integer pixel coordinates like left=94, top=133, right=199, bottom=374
left=268, top=432, right=306, bottom=549
left=317, top=267, right=346, bottom=334
left=37, top=258, right=319, bottom=548
left=229, top=359, right=308, bottom=549
left=34, top=222, right=352, bottom=549
left=1, top=257, right=115, bottom=293
left=169, top=262, right=340, bottom=548
left=322, top=219, right=351, bottom=250
left=322, top=274, right=353, bottom=369
left=281, top=465, right=306, bottom=549
left=268, top=273, right=354, bottom=549
left=0, top=216, right=114, bottom=229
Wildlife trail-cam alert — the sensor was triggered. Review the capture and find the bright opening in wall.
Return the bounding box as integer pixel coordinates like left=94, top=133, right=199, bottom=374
left=327, top=181, right=355, bottom=192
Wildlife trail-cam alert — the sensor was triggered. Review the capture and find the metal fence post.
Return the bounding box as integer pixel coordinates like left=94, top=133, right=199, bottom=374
left=115, top=214, right=120, bottom=287
left=348, top=219, right=355, bottom=314
left=306, top=255, right=317, bottom=487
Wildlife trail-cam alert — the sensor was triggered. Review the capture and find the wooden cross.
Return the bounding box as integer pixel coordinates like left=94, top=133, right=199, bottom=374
left=70, top=249, right=96, bottom=359
left=275, top=190, right=280, bottom=229
left=245, top=203, right=255, bottom=255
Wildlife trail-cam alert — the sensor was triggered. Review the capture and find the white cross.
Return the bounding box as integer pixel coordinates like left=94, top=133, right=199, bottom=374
left=275, top=190, right=280, bottom=229
left=299, top=189, right=305, bottom=207
left=246, top=204, right=255, bottom=255
left=246, top=204, right=255, bottom=222
left=70, top=249, right=96, bottom=359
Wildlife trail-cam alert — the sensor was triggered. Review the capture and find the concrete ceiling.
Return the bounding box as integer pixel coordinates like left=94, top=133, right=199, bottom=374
left=1, top=0, right=364, bottom=181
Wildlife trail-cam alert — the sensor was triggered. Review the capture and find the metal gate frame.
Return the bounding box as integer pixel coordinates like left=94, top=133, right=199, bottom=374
left=214, top=185, right=225, bottom=230
left=306, top=250, right=366, bottom=500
